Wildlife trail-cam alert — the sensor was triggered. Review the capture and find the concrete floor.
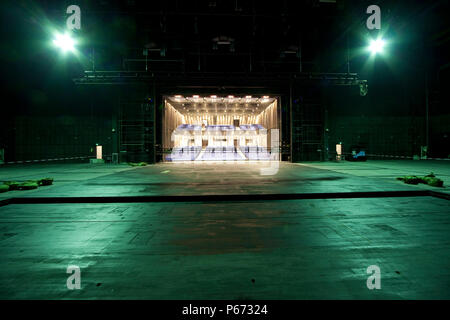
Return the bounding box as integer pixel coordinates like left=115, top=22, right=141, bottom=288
left=299, top=160, right=450, bottom=194
left=0, top=160, right=449, bottom=299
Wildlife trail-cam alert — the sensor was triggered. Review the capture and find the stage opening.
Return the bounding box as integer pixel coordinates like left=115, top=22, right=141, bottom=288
left=162, top=95, right=281, bottom=162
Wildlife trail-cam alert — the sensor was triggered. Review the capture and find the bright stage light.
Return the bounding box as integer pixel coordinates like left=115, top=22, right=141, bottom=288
left=368, top=38, right=385, bottom=54
left=53, top=33, right=76, bottom=52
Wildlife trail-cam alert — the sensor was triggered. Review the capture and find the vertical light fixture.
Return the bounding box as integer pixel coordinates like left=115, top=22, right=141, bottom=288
left=96, top=145, right=102, bottom=160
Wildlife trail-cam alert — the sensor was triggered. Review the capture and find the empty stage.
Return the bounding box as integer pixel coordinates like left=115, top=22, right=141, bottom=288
left=0, top=161, right=449, bottom=299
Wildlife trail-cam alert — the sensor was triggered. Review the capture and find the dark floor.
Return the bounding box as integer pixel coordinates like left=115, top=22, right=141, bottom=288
left=0, top=161, right=449, bottom=299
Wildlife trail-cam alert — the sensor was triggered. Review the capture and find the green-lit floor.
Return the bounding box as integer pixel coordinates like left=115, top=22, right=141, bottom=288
left=0, top=161, right=449, bottom=299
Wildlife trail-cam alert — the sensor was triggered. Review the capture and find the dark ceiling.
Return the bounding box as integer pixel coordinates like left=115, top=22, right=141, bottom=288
left=1, top=0, right=450, bottom=116
left=37, top=0, right=410, bottom=74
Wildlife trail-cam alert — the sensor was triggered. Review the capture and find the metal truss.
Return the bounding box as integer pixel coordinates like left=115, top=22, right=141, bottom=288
left=73, top=70, right=367, bottom=87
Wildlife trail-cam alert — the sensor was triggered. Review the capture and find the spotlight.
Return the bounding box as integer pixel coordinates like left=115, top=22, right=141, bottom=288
left=368, top=38, right=385, bottom=54
left=53, top=32, right=76, bottom=52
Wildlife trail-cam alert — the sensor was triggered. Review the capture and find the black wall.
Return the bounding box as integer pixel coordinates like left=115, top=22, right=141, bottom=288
left=1, top=0, right=449, bottom=163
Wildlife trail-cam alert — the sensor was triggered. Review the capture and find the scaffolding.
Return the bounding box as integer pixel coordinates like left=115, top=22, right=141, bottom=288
left=118, top=93, right=155, bottom=163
